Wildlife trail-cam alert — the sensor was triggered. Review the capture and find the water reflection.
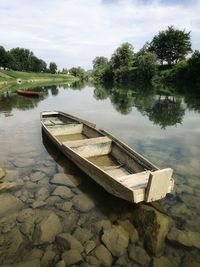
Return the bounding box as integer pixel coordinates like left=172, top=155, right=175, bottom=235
left=94, top=84, right=187, bottom=128
left=0, top=82, right=199, bottom=266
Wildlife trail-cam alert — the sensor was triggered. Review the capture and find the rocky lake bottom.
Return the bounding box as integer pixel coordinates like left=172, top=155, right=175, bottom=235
left=0, top=85, right=200, bottom=266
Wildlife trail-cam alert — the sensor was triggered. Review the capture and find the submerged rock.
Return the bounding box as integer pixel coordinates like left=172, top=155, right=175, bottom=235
left=72, top=194, right=95, bottom=212
left=23, top=248, right=44, bottom=261
left=62, top=249, right=83, bottom=266
left=55, top=201, right=72, bottom=212
left=0, top=168, right=6, bottom=179
left=30, top=171, right=46, bottom=182
left=51, top=173, right=81, bottom=187
left=129, top=245, right=150, bottom=265
left=73, top=227, right=93, bottom=244
left=14, top=259, right=41, bottom=267
left=4, top=170, right=19, bottom=182
left=167, top=227, right=200, bottom=249
left=56, top=233, right=84, bottom=252
left=132, top=204, right=170, bottom=255
left=13, top=158, right=35, bottom=168
left=85, top=240, right=97, bottom=255
left=102, top=225, right=129, bottom=257
left=35, top=187, right=49, bottom=201
left=62, top=212, right=79, bottom=233
left=89, top=244, right=112, bottom=267
left=153, top=256, right=177, bottom=267
left=33, top=212, right=62, bottom=244
left=20, top=219, right=35, bottom=240
left=55, top=260, right=65, bottom=267
left=0, top=193, right=23, bottom=217
left=181, top=255, right=200, bottom=267
left=41, top=250, right=56, bottom=267
left=93, top=219, right=112, bottom=234
left=118, top=219, right=139, bottom=242
left=52, top=186, right=73, bottom=199
left=31, top=200, right=46, bottom=209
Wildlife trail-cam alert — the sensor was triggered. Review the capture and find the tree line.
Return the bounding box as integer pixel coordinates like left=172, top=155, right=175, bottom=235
left=0, top=46, right=57, bottom=73
left=92, top=26, right=200, bottom=88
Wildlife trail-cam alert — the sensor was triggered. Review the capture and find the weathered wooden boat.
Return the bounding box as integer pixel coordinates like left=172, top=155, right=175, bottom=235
left=41, top=111, right=174, bottom=203
left=17, top=89, right=46, bottom=97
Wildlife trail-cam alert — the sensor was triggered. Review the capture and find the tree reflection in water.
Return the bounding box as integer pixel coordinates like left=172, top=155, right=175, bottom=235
left=94, top=83, right=187, bottom=128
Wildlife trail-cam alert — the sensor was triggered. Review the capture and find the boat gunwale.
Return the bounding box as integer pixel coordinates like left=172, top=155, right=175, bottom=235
left=41, top=111, right=174, bottom=203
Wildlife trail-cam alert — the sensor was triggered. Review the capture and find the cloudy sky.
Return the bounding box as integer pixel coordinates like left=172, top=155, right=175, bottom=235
left=0, top=0, right=199, bottom=70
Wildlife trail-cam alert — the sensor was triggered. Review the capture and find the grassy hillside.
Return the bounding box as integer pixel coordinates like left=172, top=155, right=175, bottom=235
left=0, top=70, right=76, bottom=81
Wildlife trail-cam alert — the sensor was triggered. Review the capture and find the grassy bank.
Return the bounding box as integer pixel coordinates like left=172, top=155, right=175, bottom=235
left=0, top=70, right=79, bottom=88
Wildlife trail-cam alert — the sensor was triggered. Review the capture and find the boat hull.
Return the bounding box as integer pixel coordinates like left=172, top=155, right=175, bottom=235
left=41, top=111, right=174, bottom=203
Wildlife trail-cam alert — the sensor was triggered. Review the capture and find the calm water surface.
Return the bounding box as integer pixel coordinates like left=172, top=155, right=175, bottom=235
left=0, top=84, right=199, bottom=266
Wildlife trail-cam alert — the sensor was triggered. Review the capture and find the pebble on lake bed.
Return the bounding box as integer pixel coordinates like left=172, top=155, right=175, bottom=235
left=132, top=204, right=170, bottom=256
left=102, top=225, right=129, bottom=257
left=0, top=168, right=6, bottom=179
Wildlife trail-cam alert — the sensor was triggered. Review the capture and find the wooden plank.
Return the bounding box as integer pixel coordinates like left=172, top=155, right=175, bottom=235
left=61, top=145, right=134, bottom=202
left=117, top=171, right=150, bottom=187
left=99, top=129, right=158, bottom=171
left=106, top=167, right=130, bottom=178
left=145, top=168, right=173, bottom=202
left=63, top=136, right=111, bottom=148
left=49, top=124, right=83, bottom=136
left=42, top=111, right=59, bottom=116
left=133, top=188, right=145, bottom=203
left=59, top=111, right=96, bottom=128
left=69, top=142, right=112, bottom=158
left=102, top=164, right=123, bottom=171
left=43, top=119, right=54, bottom=126
left=50, top=119, right=65, bottom=125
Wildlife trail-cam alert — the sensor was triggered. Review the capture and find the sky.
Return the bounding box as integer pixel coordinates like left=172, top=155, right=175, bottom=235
left=0, top=0, right=200, bottom=70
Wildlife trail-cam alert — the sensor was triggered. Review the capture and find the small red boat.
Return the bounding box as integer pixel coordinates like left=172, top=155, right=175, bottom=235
left=16, top=89, right=47, bottom=97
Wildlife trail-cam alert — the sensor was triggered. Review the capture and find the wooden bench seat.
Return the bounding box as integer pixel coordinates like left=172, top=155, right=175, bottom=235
left=48, top=123, right=83, bottom=136
left=116, top=171, right=150, bottom=189
left=63, top=136, right=111, bottom=148
left=62, top=136, right=112, bottom=158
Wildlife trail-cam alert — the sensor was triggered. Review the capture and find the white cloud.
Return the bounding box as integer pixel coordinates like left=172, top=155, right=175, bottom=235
left=0, top=0, right=199, bottom=69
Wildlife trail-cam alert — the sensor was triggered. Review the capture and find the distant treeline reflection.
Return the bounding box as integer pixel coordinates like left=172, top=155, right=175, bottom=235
left=93, top=83, right=200, bottom=129
left=1, top=83, right=200, bottom=129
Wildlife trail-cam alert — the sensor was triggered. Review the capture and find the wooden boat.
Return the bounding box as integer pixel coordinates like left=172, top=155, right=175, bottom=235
left=17, top=89, right=46, bottom=96
left=41, top=111, right=174, bottom=203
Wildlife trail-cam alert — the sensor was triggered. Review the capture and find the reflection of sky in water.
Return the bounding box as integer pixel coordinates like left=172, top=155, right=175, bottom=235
left=0, top=84, right=200, bottom=265
left=1, top=85, right=200, bottom=178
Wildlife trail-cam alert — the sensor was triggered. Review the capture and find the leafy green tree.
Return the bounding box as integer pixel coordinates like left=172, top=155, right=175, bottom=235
left=135, top=51, right=157, bottom=81
left=0, top=46, right=10, bottom=69
left=110, top=42, right=134, bottom=69
left=187, top=50, right=200, bottom=78
left=110, top=42, right=135, bottom=83
left=149, top=26, right=192, bottom=65
left=92, top=56, right=112, bottom=82
left=9, top=48, right=33, bottom=71
left=49, top=62, right=57, bottom=74
left=69, top=67, right=86, bottom=80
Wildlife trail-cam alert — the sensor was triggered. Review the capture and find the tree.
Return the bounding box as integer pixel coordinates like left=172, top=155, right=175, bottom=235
left=0, top=46, right=9, bottom=69
left=110, top=42, right=135, bottom=83
left=49, top=62, right=57, bottom=74
left=110, top=42, right=134, bottom=69
left=92, top=56, right=112, bottom=82
left=149, top=26, right=192, bottom=65
left=135, top=51, right=157, bottom=81
left=69, top=67, right=86, bottom=80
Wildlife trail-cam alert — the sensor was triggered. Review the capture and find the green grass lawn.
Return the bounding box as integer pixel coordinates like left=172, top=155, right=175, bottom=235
left=0, top=70, right=76, bottom=81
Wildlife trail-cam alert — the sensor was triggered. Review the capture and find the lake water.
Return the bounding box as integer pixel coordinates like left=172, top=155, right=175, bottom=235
left=0, top=83, right=199, bottom=267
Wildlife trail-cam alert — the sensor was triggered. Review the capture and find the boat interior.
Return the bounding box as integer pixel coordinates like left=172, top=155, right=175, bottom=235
left=42, top=113, right=157, bottom=190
